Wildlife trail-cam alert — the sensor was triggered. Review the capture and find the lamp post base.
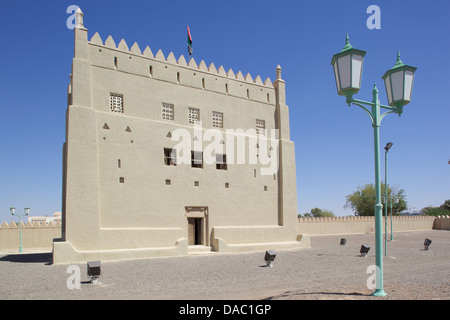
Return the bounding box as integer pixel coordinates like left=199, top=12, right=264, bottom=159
left=371, top=289, right=387, bottom=297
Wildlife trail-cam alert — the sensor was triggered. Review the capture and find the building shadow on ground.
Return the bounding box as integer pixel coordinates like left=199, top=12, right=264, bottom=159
left=0, top=252, right=52, bottom=265
left=264, top=290, right=369, bottom=300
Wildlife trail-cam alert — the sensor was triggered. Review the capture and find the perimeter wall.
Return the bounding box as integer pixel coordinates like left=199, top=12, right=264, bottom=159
left=1, top=216, right=449, bottom=251
left=298, top=215, right=449, bottom=235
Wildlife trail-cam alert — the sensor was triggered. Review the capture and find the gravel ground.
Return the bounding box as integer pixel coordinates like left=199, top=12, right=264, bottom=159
left=0, top=230, right=449, bottom=300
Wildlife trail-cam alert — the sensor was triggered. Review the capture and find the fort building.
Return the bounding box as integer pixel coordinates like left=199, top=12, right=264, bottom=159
left=52, top=8, right=309, bottom=264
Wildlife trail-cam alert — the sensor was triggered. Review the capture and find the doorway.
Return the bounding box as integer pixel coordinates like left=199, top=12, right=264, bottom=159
left=185, top=206, right=208, bottom=247
left=188, top=218, right=202, bottom=245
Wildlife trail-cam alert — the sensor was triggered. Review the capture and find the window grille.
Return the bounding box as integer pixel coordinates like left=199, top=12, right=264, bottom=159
left=162, top=103, right=174, bottom=120
left=188, top=107, right=200, bottom=125
left=212, top=111, right=223, bottom=128
left=110, top=94, right=123, bottom=113
left=256, top=119, right=265, bottom=135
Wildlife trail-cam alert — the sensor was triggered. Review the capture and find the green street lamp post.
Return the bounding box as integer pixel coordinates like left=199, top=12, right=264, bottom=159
left=384, top=142, right=393, bottom=256
left=331, top=34, right=417, bottom=297
left=10, top=206, right=30, bottom=253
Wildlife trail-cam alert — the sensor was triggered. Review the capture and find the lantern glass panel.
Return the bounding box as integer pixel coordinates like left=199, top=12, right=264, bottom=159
left=384, top=75, right=393, bottom=105
left=384, top=76, right=392, bottom=105
left=391, top=70, right=404, bottom=102
left=337, top=54, right=351, bottom=89
left=404, top=70, right=414, bottom=101
left=351, top=54, right=363, bottom=88
left=333, top=62, right=341, bottom=93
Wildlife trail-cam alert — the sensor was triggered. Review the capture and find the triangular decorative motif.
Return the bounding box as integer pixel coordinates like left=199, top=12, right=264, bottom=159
left=166, top=132, right=172, bottom=138
left=103, top=123, right=110, bottom=129
left=125, top=126, right=132, bottom=132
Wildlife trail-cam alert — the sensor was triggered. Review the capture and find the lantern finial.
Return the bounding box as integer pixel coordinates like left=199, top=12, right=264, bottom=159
left=393, top=51, right=405, bottom=68
left=342, top=33, right=353, bottom=52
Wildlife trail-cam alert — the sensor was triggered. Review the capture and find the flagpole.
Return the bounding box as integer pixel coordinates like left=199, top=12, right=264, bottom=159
left=187, top=25, right=193, bottom=61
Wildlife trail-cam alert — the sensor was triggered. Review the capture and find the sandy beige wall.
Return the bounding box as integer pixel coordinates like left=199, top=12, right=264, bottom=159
left=298, top=216, right=448, bottom=235
left=0, top=222, right=61, bottom=250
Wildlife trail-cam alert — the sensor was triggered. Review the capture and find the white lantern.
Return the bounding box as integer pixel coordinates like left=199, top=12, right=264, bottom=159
left=382, top=52, right=417, bottom=108
left=331, top=34, right=366, bottom=99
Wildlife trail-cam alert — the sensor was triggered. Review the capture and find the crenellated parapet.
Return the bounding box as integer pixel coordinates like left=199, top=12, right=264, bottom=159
left=88, top=32, right=274, bottom=89
left=298, top=215, right=444, bottom=235
left=298, top=215, right=437, bottom=223
left=0, top=221, right=61, bottom=229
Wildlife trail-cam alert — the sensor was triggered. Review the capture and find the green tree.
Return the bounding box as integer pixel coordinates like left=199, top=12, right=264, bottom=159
left=440, top=199, right=450, bottom=212
left=344, top=183, right=407, bottom=216
left=423, top=199, right=450, bottom=216
left=298, top=208, right=335, bottom=218
left=310, top=208, right=335, bottom=217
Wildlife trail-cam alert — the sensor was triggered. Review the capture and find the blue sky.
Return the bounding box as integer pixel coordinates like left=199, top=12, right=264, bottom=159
left=0, top=0, right=449, bottom=223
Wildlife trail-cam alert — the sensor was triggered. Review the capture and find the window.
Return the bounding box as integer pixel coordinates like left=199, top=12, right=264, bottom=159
left=165, top=179, right=171, bottom=185
left=256, top=119, right=265, bottom=135
left=110, top=94, right=123, bottom=113
left=162, top=103, right=174, bottom=120
left=164, top=148, right=177, bottom=166
left=212, top=111, right=223, bottom=128
left=188, top=107, right=200, bottom=125
left=191, top=151, right=203, bottom=168
left=216, top=154, right=227, bottom=170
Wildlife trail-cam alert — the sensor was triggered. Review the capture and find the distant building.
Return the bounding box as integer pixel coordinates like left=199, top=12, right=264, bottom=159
left=28, top=212, right=61, bottom=224
left=401, top=211, right=424, bottom=216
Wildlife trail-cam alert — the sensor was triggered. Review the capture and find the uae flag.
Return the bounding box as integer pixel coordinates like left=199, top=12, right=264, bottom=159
left=187, top=25, right=193, bottom=57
